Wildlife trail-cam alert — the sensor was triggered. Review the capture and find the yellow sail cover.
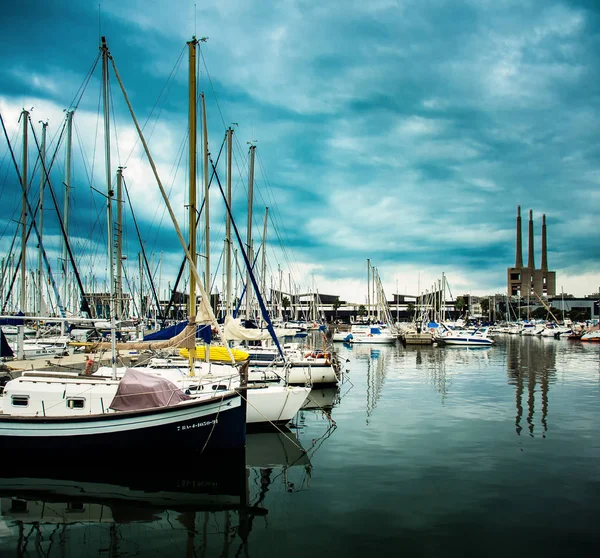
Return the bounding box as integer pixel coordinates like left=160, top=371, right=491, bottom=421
left=179, top=345, right=249, bottom=362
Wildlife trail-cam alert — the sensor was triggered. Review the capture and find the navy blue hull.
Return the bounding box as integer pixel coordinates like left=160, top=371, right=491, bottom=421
left=0, top=396, right=246, bottom=454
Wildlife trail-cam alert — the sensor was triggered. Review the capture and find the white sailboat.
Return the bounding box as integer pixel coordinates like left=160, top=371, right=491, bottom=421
left=95, top=38, right=310, bottom=426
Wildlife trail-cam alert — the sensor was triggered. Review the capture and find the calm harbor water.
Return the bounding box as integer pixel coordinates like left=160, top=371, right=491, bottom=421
left=1, top=335, right=599, bottom=557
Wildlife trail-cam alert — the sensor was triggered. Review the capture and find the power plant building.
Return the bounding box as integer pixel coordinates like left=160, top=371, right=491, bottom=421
left=507, top=206, right=556, bottom=299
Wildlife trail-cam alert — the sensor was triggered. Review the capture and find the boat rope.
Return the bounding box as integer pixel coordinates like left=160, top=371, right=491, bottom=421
left=237, top=387, right=306, bottom=454
left=209, top=155, right=286, bottom=362
left=122, top=176, right=162, bottom=317
left=109, top=53, right=237, bottom=365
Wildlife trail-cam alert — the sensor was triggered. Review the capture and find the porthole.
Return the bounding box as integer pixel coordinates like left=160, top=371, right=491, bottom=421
left=66, top=398, right=85, bottom=409
left=11, top=395, right=29, bottom=407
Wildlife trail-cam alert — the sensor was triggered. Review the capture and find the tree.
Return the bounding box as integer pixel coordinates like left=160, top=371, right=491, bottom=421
left=568, top=308, right=590, bottom=322
left=332, top=298, right=341, bottom=320
left=407, top=303, right=415, bottom=315
left=455, top=296, right=465, bottom=312
left=282, top=296, right=290, bottom=319
left=358, top=304, right=366, bottom=316
left=480, top=298, right=490, bottom=317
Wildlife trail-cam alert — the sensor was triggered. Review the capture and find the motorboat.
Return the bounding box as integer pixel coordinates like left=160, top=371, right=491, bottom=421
left=436, top=324, right=495, bottom=347
left=335, top=325, right=396, bottom=344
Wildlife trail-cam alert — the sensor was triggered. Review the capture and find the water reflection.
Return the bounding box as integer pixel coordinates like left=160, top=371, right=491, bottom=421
left=0, top=450, right=250, bottom=556
left=0, top=409, right=340, bottom=556
left=341, top=344, right=391, bottom=423
left=505, top=336, right=557, bottom=438
left=301, top=387, right=340, bottom=411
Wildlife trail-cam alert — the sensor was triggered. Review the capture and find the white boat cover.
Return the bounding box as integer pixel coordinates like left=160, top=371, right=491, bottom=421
left=223, top=316, right=273, bottom=341
left=109, top=369, right=191, bottom=411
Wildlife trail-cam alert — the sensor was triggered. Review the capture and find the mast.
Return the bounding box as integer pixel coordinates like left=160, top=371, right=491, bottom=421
left=245, top=144, right=256, bottom=322
left=37, top=121, right=47, bottom=317
left=62, top=110, right=73, bottom=319
left=20, top=109, right=29, bottom=314
left=101, top=36, right=117, bottom=380
left=188, top=37, right=198, bottom=375
left=138, top=252, right=143, bottom=320
left=225, top=127, right=233, bottom=317
left=116, top=166, right=123, bottom=319
left=366, top=258, right=370, bottom=323
left=201, top=93, right=210, bottom=298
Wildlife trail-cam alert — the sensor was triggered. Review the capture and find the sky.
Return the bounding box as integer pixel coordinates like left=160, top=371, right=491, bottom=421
left=1, top=0, right=599, bottom=309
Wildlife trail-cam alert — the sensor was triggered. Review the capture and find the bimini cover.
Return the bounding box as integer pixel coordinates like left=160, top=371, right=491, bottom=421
left=109, top=369, right=191, bottom=411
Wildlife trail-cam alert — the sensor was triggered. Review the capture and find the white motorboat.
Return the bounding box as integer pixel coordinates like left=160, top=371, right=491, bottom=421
left=338, top=325, right=397, bottom=344
left=437, top=324, right=495, bottom=347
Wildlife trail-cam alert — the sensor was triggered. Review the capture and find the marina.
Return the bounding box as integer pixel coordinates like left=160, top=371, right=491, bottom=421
left=1, top=2, right=600, bottom=556
left=0, top=334, right=598, bottom=556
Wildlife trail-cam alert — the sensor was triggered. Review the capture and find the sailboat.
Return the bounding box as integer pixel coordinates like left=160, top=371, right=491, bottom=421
left=92, top=38, right=309, bottom=426
left=0, top=37, right=246, bottom=456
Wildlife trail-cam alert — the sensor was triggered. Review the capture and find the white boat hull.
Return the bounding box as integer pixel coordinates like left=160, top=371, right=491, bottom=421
left=245, top=385, right=310, bottom=424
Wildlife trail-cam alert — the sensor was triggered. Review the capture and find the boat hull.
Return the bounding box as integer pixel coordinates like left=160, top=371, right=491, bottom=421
left=438, top=337, right=494, bottom=346
left=245, top=385, right=310, bottom=425
left=0, top=393, right=245, bottom=452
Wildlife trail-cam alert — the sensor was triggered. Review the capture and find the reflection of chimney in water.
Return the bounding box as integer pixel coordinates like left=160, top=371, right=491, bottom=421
left=527, top=369, right=536, bottom=437
left=528, top=209, right=535, bottom=270
left=541, top=369, right=549, bottom=436
left=515, top=371, right=523, bottom=436
left=515, top=205, right=523, bottom=268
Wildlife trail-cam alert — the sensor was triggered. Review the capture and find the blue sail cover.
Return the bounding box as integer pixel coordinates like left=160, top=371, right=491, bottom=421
left=0, top=312, right=25, bottom=326
left=143, top=320, right=212, bottom=344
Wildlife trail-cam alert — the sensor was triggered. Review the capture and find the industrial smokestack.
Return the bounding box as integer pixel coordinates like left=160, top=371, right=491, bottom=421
left=541, top=214, right=547, bottom=271
left=528, top=209, right=535, bottom=269
left=515, top=205, right=523, bottom=268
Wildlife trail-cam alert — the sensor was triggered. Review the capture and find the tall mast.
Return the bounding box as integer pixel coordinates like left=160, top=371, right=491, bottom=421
left=188, top=37, right=198, bottom=375
left=37, top=121, right=47, bottom=316
left=20, top=109, right=29, bottom=313
left=139, top=252, right=143, bottom=320
left=366, top=258, right=370, bottom=322
left=245, top=144, right=256, bottom=322
left=116, top=166, right=123, bottom=319
left=101, top=36, right=117, bottom=380
left=62, top=110, right=73, bottom=315
left=201, top=93, right=210, bottom=297
left=225, top=127, right=233, bottom=317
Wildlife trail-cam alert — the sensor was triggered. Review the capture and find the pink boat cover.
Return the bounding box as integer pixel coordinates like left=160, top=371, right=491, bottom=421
left=109, top=368, right=191, bottom=411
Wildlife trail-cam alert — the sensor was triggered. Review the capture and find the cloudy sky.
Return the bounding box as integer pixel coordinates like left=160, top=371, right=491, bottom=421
left=1, top=0, right=599, bottom=309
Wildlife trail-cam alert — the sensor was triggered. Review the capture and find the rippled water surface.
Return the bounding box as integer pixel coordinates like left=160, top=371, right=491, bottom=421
left=1, top=336, right=599, bottom=557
